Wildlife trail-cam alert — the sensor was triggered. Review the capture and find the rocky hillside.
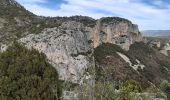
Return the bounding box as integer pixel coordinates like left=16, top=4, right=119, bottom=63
left=145, top=36, right=170, bottom=57
left=1, top=1, right=170, bottom=99
left=0, top=0, right=143, bottom=84
left=94, top=42, right=170, bottom=88
left=0, top=0, right=59, bottom=45
left=0, top=0, right=35, bottom=44
left=19, top=18, right=142, bottom=83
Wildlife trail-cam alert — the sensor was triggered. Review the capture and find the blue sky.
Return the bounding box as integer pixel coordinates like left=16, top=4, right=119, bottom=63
left=16, top=0, right=170, bottom=30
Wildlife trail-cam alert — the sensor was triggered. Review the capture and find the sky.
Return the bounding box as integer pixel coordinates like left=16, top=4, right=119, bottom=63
left=15, top=0, right=170, bottom=30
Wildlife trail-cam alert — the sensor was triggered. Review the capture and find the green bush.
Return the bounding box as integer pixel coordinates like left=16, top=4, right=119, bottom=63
left=160, top=80, right=170, bottom=99
left=0, top=42, right=62, bottom=100
left=116, top=80, right=142, bottom=100
left=94, top=81, right=116, bottom=100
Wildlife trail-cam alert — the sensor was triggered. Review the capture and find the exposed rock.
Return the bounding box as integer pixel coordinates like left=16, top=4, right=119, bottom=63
left=93, top=17, right=142, bottom=50
left=19, top=17, right=142, bottom=83
left=0, top=43, right=8, bottom=52
left=14, top=17, right=30, bottom=26
left=160, top=42, right=170, bottom=56
left=1, top=0, right=170, bottom=99
left=0, top=0, right=143, bottom=84
left=117, top=52, right=145, bottom=71
left=149, top=40, right=161, bottom=48
left=20, top=21, right=94, bottom=83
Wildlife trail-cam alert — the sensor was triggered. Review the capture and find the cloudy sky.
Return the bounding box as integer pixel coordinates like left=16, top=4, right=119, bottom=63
left=16, top=0, right=170, bottom=30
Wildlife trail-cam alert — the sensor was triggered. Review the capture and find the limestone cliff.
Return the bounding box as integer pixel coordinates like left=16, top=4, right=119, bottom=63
left=93, top=17, right=142, bottom=50
left=0, top=0, right=143, bottom=84
left=19, top=17, right=142, bottom=83
left=20, top=21, right=94, bottom=83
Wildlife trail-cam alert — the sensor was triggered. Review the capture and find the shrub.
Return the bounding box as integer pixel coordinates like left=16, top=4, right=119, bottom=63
left=0, top=42, right=62, bottom=100
left=160, top=80, right=170, bottom=99
left=94, top=81, right=116, bottom=100
left=116, top=80, right=142, bottom=100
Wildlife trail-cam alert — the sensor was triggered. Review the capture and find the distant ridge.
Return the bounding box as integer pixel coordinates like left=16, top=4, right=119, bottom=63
left=141, top=30, right=170, bottom=37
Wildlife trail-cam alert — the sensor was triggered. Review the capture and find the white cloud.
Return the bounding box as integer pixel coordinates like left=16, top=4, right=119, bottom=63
left=16, top=0, right=170, bottom=30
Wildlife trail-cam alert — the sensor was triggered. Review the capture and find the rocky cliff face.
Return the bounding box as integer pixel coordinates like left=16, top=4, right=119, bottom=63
left=19, top=17, right=142, bottom=83
left=1, top=1, right=170, bottom=100
left=0, top=0, right=142, bottom=83
left=20, top=21, right=94, bottom=83
left=93, top=17, right=142, bottom=50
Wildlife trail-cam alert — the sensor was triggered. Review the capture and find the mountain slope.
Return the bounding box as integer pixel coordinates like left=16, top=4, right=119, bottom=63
left=1, top=0, right=169, bottom=85
left=94, top=42, right=170, bottom=89
left=1, top=0, right=170, bottom=99
left=0, top=0, right=37, bottom=44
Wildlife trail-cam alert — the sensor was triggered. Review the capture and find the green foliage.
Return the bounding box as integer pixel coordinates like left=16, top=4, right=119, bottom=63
left=101, top=17, right=131, bottom=24
left=61, top=81, right=79, bottom=91
left=0, top=42, right=62, bottom=100
left=121, top=80, right=143, bottom=92
left=155, top=92, right=167, bottom=99
left=93, top=81, right=116, bottom=100
left=94, top=43, right=124, bottom=64
left=127, top=42, right=170, bottom=86
left=29, top=21, right=61, bottom=34
left=116, top=80, right=143, bottom=100
left=168, top=50, right=170, bottom=57
left=128, top=42, right=154, bottom=61
left=160, top=80, right=170, bottom=99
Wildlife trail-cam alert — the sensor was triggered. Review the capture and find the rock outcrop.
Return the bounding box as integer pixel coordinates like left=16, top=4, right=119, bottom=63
left=160, top=41, right=170, bottom=56
left=0, top=43, right=7, bottom=52
left=0, top=0, right=142, bottom=84
left=2, top=1, right=170, bottom=99
left=19, top=17, right=142, bottom=83
left=20, top=21, right=94, bottom=83
left=93, top=17, right=142, bottom=50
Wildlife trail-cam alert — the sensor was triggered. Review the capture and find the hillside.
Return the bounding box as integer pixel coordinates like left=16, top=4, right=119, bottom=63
left=94, top=42, right=170, bottom=87
left=0, top=0, right=170, bottom=99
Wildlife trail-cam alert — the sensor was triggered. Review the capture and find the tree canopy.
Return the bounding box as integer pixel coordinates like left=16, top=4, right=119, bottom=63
left=0, top=42, right=61, bottom=100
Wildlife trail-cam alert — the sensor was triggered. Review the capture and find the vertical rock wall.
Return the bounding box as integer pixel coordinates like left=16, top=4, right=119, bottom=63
left=93, top=18, right=142, bottom=50
left=19, top=17, right=142, bottom=83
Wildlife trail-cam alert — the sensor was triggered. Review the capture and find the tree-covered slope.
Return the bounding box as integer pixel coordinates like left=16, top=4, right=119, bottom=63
left=94, top=42, right=170, bottom=88
left=0, top=42, right=61, bottom=100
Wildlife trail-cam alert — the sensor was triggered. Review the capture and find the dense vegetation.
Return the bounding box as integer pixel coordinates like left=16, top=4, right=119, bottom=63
left=94, top=43, right=125, bottom=64
left=160, top=80, right=170, bottom=99
left=101, top=17, right=131, bottom=24
left=47, top=16, right=96, bottom=27
left=93, top=80, right=143, bottom=100
left=128, top=42, right=170, bottom=85
left=94, top=42, right=170, bottom=100
left=94, top=43, right=149, bottom=87
left=0, top=42, right=61, bottom=100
